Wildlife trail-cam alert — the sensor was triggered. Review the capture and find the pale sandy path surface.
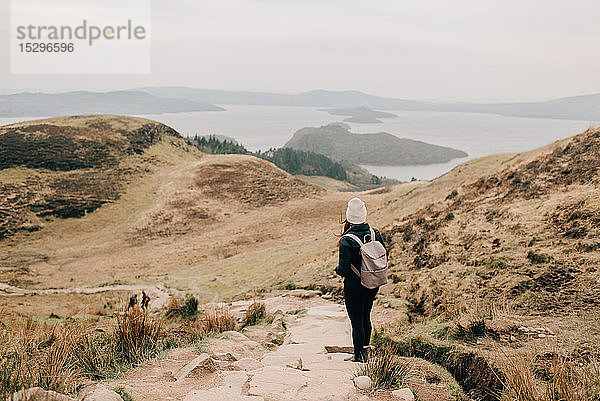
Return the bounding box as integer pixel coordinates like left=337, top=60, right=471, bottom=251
left=0, top=283, right=170, bottom=311
left=222, top=301, right=360, bottom=401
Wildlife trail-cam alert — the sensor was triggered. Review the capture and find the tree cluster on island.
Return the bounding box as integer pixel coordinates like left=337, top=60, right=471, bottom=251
left=187, top=135, right=390, bottom=187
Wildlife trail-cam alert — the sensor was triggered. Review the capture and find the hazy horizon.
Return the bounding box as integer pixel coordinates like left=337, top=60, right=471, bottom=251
left=2, top=0, right=600, bottom=103
left=1, top=86, right=600, bottom=105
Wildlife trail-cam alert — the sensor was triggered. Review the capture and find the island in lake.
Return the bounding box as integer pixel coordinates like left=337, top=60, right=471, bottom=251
left=319, top=106, right=398, bottom=123
left=284, top=123, right=467, bottom=166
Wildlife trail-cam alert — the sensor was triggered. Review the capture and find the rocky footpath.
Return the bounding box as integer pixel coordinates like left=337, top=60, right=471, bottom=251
left=194, top=302, right=358, bottom=401
left=12, top=291, right=453, bottom=401
left=110, top=294, right=367, bottom=401
left=107, top=292, right=445, bottom=401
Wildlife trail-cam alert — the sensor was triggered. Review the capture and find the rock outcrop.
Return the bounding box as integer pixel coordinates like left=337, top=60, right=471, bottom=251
left=12, top=388, right=76, bottom=401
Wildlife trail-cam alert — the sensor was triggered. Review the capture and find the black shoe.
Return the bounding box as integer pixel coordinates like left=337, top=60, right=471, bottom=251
left=344, top=354, right=364, bottom=362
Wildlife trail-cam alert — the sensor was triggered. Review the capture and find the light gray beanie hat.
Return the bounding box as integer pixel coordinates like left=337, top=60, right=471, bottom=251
left=346, top=197, right=367, bottom=224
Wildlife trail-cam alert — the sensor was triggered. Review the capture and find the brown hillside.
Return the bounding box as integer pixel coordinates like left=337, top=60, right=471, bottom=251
left=0, top=115, right=181, bottom=171
left=381, top=127, right=600, bottom=318
left=0, top=116, right=327, bottom=297
left=0, top=116, right=186, bottom=240
left=131, top=155, right=323, bottom=240
left=194, top=157, right=323, bottom=207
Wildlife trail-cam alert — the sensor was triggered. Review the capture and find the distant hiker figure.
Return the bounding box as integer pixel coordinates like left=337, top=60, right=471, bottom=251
left=141, top=291, right=150, bottom=310
left=335, top=197, right=388, bottom=362
left=127, top=294, right=138, bottom=310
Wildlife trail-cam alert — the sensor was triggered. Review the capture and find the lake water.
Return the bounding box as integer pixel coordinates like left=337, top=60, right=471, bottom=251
left=137, top=106, right=595, bottom=181
left=1, top=105, right=595, bottom=181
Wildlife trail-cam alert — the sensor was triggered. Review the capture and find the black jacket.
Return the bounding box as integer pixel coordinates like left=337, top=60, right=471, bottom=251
left=335, top=223, right=387, bottom=284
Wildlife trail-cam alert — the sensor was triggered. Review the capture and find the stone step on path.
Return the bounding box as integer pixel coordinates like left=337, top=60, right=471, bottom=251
left=185, top=302, right=364, bottom=401
left=174, top=353, right=214, bottom=382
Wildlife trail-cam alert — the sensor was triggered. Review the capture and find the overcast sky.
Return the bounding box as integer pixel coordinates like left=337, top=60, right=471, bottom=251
left=1, top=0, right=599, bottom=101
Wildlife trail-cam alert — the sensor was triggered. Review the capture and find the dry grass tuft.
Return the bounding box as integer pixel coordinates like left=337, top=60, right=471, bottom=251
left=499, top=351, right=600, bottom=401
left=0, top=319, right=80, bottom=397
left=355, top=345, right=413, bottom=391
left=0, top=308, right=169, bottom=399
left=436, top=297, right=501, bottom=343
left=165, top=295, right=199, bottom=319
left=439, top=318, right=491, bottom=343
left=203, top=306, right=237, bottom=334
left=164, top=319, right=205, bottom=347
left=242, top=301, right=266, bottom=327
left=114, top=307, right=162, bottom=363
left=499, top=353, right=537, bottom=401
left=72, top=328, right=118, bottom=380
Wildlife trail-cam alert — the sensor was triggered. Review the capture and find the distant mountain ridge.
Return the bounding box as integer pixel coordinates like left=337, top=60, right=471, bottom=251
left=3, top=87, right=599, bottom=120
left=139, top=86, right=431, bottom=109
left=139, top=87, right=600, bottom=121
left=0, top=90, right=224, bottom=117
left=284, top=123, right=468, bottom=166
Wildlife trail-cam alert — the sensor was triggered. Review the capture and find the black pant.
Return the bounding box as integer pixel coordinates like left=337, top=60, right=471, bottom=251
left=343, top=280, right=378, bottom=359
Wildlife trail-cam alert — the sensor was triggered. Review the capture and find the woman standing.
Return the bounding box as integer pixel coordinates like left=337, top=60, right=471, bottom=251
left=335, top=197, right=387, bottom=362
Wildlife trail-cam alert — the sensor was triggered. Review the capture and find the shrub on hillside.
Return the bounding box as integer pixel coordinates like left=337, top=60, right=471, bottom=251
left=166, top=295, right=199, bottom=319
left=242, top=301, right=266, bottom=327
left=203, top=306, right=237, bottom=334
left=114, top=307, right=162, bottom=363
left=527, top=250, right=549, bottom=264
left=435, top=318, right=492, bottom=343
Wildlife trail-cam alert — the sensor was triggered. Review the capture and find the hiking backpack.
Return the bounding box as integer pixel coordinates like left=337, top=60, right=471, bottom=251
left=342, top=228, right=388, bottom=289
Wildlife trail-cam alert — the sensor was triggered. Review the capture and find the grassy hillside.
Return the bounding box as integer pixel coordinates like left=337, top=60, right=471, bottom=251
left=381, top=127, right=600, bottom=317
left=285, top=123, right=468, bottom=165
left=373, top=128, right=600, bottom=399
left=0, top=115, right=333, bottom=305
left=0, top=116, right=189, bottom=239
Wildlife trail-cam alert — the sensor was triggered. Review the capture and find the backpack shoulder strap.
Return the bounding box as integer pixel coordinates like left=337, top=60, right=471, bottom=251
left=342, top=234, right=363, bottom=278
left=367, top=228, right=376, bottom=243
left=342, top=233, right=363, bottom=247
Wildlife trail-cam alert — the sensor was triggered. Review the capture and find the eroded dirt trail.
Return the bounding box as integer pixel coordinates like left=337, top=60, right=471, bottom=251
left=0, top=283, right=170, bottom=311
